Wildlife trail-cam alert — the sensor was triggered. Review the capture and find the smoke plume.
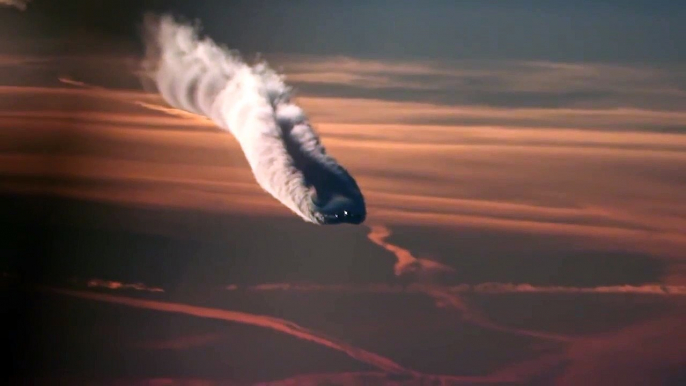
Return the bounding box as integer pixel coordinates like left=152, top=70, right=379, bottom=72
left=141, top=14, right=366, bottom=225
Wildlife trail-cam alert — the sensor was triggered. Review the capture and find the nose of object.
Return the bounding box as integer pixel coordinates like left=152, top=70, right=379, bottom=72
left=315, top=194, right=366, bottom=225
left=334, top=209, right=366, bottom=224
left=321, top=209, right=366, bottom=225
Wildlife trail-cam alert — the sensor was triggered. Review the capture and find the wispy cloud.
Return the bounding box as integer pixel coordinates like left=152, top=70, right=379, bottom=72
left=227, top=282, right=686, bottom=297
left=86, top=278, right=164, bottom=293
left=365, top=224, right=573, bottom=342
left=0, top=84, right=160, bottom=102
left=297, top=96, right=686, bottom=129
left=0, top=0, right=30, bottom=11
left=0, top=54, right=46, bottom=67
left=45, top=287, right=416, bottom=376
left=276, top=55, right=686, bottom=111
left=367, top=225, right=454, bottom=277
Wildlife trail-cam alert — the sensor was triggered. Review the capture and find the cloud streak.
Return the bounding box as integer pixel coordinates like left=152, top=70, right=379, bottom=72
left=276, top=55, right=686, bottom=111
left=0, top=0, right=29, bottom=11
left=364, top=225, right=573, bottom=342
left=85, top=278, right=164, bottom=293
left=367, top=225, right=454, bottom=277
left=44, top=287, right=416, bottom=376
left=228, top=282, right=686, bottom=297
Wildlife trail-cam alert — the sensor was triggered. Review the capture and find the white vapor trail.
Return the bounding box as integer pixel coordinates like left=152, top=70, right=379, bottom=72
left=0, top=0, right=29, bottom=11
left=141, top=14, right=366, bottom=225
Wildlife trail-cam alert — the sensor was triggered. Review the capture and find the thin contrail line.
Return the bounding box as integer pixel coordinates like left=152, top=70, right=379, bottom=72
left=365, top=224, right=574, bottom=342
left=42, top=287, right=417, bottom=376
left=231, top=282, right=686, bottom=296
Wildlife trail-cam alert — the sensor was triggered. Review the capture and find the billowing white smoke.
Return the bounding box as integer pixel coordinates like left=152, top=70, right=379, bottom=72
left=141, top=15, right=365, bottom=225
left=0, top=0, right=30, bottom=11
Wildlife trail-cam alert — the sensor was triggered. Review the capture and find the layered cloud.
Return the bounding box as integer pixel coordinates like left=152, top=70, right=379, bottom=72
left=1, top=55, right=685, bottom=270
left=275, top=55, right=686, bottom=112
left=0, top=46, right=685, bottom=274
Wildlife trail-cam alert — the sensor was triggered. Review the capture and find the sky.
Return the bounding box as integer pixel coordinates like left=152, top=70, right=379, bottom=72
left=2, top=1, right=686, bottom=385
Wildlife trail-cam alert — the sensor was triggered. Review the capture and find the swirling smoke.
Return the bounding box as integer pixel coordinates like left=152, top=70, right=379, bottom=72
left=141, top=14, right=366, bottom=225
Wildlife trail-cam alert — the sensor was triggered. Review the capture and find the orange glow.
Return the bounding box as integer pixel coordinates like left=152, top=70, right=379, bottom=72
left=3, top=79, right=686, bottom=268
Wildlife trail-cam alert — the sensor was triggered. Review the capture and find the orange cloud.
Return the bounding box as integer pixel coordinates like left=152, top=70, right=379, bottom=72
left=2, top=62, right=686, bottom=273
left=86, top=278, right=164, bottom=293
left=367, top=224, right=454, bottom=277
left=0, top=84, right=159, bottom=101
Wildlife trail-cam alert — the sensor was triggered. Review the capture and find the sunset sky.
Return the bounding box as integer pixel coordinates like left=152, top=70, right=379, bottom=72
left=3, top=1, right=686, bottom=385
